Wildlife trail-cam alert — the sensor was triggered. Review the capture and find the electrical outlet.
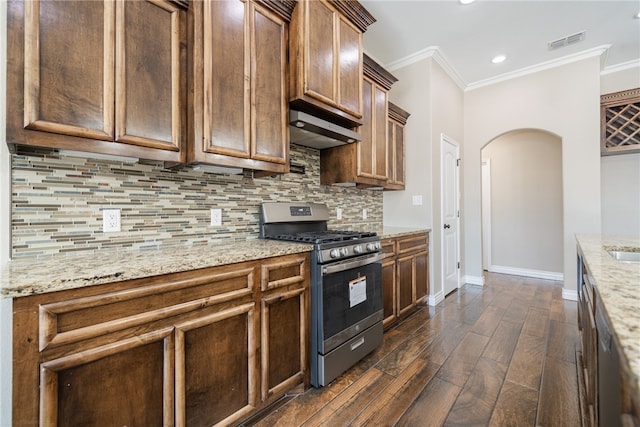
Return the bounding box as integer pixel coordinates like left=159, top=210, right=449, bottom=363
left=336, top=207, right=343, bottom=220
left=210, top=208, right=222, bottom=226
left=362, top=208, right=367, bottom=220
left=103, top=209, right=121, bottom=233
left=412, top=195, right=423, bottom=206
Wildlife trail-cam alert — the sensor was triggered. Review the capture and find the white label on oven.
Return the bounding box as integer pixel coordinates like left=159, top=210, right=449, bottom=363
left=349, top=276, right=367, bottom=307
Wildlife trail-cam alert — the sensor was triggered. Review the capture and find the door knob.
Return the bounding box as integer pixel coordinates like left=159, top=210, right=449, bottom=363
left=444, top=224, right=451, bottom=229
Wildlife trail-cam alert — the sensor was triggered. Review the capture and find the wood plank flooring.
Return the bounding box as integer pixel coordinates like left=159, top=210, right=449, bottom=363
left=246, top=272, right=581, bottom=427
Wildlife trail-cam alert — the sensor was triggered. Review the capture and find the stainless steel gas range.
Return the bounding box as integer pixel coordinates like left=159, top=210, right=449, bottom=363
left=259, top=202, right=384, bottom=387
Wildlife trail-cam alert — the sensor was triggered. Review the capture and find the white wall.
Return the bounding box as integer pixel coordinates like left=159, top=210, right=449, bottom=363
left=600, top=65, right=640, bottom=235
left=384, top=58, right=432, bottom=228
left=384, top=56, right=464, bottom=302
left=465, top=56, right=603, bottom=292
left=482, top=130, right=564, bottom=276
left=1, top=0, right=13, bottom=424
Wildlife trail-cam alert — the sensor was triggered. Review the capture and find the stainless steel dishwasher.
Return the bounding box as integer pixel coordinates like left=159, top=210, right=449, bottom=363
left=595, top=297, right=622, bottom=427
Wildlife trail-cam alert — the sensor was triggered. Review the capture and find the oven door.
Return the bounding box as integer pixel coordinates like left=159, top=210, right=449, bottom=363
left=319, top=252, right=384, bottom=354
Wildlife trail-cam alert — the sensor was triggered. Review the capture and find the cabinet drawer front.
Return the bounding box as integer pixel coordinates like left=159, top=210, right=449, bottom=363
left=39, top=266, right=256, bottom=351
left=261, top=255, right=308, bottom=291
left=380, top=239, right=396, bottom=258
left=397, top=233, right=429, bottom=255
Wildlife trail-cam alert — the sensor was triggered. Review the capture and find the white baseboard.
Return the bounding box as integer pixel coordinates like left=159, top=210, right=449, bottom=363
left=429, top=290, right=445, bottom=306
left=488, top=265, right=563, bottom=281
left=562, top=289, right=578, bottom=301
left=462, top=275, right=485, bottom=286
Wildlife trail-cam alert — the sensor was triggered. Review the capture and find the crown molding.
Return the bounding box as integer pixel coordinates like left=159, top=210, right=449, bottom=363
left=465, top=44, right=611, bottom=92
left=384, top=46, right=467, bottom=90
left=601, top=58, right=640, bottom=76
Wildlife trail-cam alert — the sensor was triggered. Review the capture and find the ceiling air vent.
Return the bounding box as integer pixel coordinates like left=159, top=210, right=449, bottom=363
left=548, top=31, right=586, bottom=50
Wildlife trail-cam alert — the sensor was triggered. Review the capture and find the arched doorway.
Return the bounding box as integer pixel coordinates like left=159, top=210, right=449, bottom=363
left=481, top=129, right=564, bottom=280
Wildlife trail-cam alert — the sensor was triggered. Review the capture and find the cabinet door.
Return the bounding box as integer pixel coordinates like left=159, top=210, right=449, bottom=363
left=387, top=118, right=406, bottom=189
left=358, top=78, right=374, bottom=178
left=414, top=250, right=429, bottom=303
left=40, top=330, right=173, bottom=426
left=23, top=0, right=115, bottom=141
left=202, top=0, right=250, bottom=159
left=115, top=0, right=185, bottom=153
left=337, top=15, right=362, bottom=118
left=250, top=2, right=288, bottom=165
left=176, top=303, right=259, bottom=427
left=304, top=0, right=336, bottom=107
left=358, top=77, right=388, bottom=182
left=397, top=253, right=416, bottom=317
left=260, top=255, right=309, bottom=400
left=382, top=256, right=397, bottom=328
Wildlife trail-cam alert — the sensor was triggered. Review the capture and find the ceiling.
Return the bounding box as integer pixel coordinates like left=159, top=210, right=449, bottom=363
left=359, top=0, right=640, bottom=88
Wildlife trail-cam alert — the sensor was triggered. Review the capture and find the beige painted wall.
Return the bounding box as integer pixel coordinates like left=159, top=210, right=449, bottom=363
left=600, top=65, right=640, bottom=235
left=384, top=57, right=464, bottom=301
left=464, top=56, right=602, bottom=292
left=482, top=130, right=563, bottom=274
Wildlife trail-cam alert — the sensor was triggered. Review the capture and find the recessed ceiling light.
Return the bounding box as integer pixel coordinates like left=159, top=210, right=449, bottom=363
left=459, top=0, right=476, bottom=4
left=491, top=55, right=507, bottom=64
left=635, top=11, right=640, bottom=19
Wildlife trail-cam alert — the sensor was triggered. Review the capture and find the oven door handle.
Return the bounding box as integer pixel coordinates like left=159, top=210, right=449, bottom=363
left=321, top=252, right=385, bottom=275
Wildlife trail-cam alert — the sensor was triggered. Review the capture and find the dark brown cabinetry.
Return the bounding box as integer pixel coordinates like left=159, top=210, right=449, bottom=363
left=188, top=0, right=293, bottom=173
left=577, top=252, right=640, bottom=427
left=381, top=232, right=430, bottom=329
left=386, top=102, right=410, bottom=190
left=6, top=0, right=187, bottom=162
left=13, top=253, right=309, bottom=426
left=289, top=0, right=375, bottom=127
left=320, top=55, right=397, bottom=187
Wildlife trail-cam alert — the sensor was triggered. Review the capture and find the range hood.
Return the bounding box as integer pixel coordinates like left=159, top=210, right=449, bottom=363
left=289, top=110, right=361, bottom=150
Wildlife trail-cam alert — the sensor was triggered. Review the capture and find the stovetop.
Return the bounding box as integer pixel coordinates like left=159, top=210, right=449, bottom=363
left=271, top=230, right=377, bottom=245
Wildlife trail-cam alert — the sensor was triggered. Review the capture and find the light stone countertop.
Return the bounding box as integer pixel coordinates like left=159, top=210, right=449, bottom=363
left=0, top=239, right=313, bottom=299
left=575, top=234, right=640, bottom=398
left=0, top=227, right=432, bottom=299
left=378, top=226, right=432, bottom=240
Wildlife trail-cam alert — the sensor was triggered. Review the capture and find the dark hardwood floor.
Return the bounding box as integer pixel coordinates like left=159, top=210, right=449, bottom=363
left=247, top=272, right=582, bottom=427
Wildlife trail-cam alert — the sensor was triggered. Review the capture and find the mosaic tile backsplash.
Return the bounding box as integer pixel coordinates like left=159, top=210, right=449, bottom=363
left=11, top=144, right=383, bottom=259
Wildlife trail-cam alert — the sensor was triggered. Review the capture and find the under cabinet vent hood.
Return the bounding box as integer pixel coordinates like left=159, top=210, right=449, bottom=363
left=289, top=110, right=361, bottom=150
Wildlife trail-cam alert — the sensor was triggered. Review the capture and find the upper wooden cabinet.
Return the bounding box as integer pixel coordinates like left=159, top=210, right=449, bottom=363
left=320, top=55, right=397, bottom=188
left=386, top=102, right=410, bottom=190
left=187, top=0, right=293, bottom=174
left=289, top=0, right=375, bottom=127
left=6, top=0, right=188, bottom=162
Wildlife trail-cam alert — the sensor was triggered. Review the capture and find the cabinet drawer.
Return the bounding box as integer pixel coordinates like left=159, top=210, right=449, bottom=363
left=38, top=265, right=256, bottom=351
left=397, top=233, right=429, bottom=255
left=261, top=255, right=308, bottom=291
left=380, top=239, right=396, bottom=259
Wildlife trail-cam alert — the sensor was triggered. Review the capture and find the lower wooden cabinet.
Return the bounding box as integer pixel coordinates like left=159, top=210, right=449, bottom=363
left=381, top=232, right=429, bottom=329
left=13, top=253, right=309, bottom=426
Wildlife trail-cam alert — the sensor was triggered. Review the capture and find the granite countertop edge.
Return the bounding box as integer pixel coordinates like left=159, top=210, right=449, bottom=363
left=575, top=233, right=640, bottom=399
left=379, top=226, right=432, bottom=239
left=0, top=239, right=314, bottom=299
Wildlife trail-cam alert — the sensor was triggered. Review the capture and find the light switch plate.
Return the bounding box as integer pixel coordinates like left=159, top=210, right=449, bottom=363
left=362, top=208, right=367, bottom=220
left=337, top=207, right=343, bottom=220
left=412, top=195, right=423, bottom=206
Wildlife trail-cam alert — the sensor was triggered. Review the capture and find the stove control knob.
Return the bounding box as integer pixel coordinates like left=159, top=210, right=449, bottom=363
left=366, top=243, right=376, bottom=251
left=375, top=242, right=381, bottom=250
left=353, top=245, right=363, bottom=254
left=340, top=248, right=349, bottom=257
left=329, top=249, right=340, bottom=258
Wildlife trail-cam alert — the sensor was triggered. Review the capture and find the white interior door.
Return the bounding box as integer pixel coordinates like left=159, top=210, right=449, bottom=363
left=441, top=134, right=460, bottom=295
